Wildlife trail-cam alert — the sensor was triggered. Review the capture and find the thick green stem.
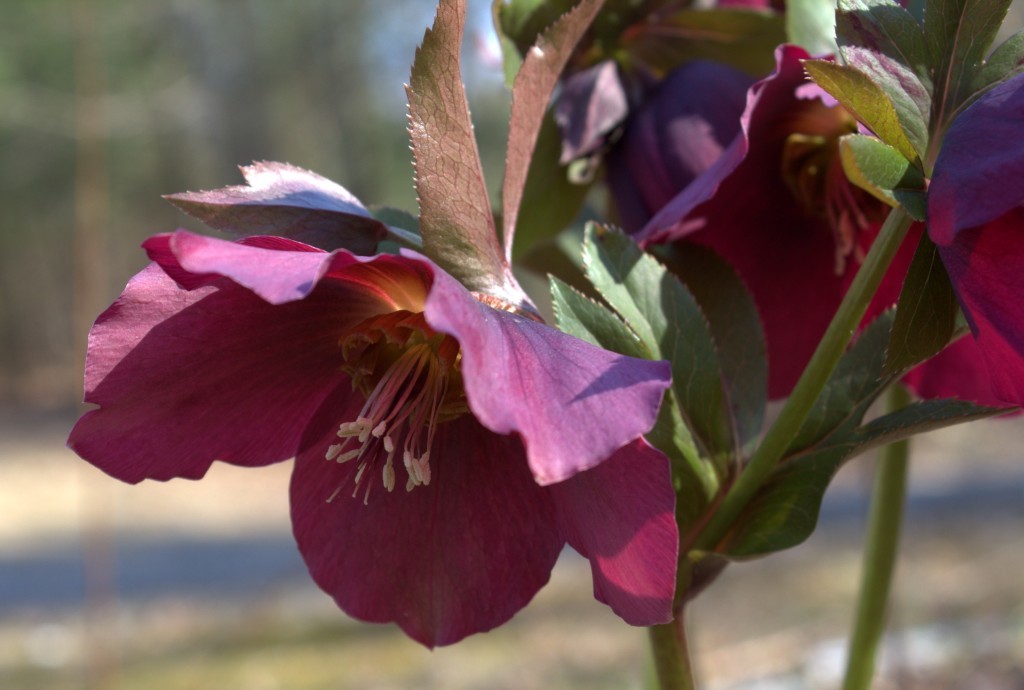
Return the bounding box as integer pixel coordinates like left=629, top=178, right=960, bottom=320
left=694, top=207, right=914, bottom=552
left=842, top=384, right=912, bottom=690
left=648, top=613, right=696, bottom=690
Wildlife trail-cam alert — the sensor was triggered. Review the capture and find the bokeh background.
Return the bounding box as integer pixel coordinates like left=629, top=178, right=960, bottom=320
left=2, top=1, right=1024, bottom=688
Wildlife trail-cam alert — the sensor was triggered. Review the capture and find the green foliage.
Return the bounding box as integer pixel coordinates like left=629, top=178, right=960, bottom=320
left=804, top=60, right=922, bottom=163
left=654, top=244, right=767, bottom=455
left=788, top=0, right=839, bottom=55
left=924, top=0, right=1013, bottom=130
left=836, top=0, right=932, bottom=146
left=619, top=9, right=787, bottom=79
left=838, top=134, right=926, bottom=219
left=884, top=233, right=960, bottom=374
left=973, top=30, right=1024, bottom=91
left=510, top=112, right=592, bottom=260
left=718, top=310, right=1011, bottom=559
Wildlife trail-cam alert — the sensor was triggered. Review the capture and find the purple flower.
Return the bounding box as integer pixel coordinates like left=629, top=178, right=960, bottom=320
left=68, top=230, right=678, bottom=647
left=924, top=71, right=1024, bottom=405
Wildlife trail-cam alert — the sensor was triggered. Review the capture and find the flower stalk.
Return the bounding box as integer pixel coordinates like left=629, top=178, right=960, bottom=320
left=649, top=615, right=696, bottom=690
left=695, top=205, right=915, bottom=552
left=842, top=383, right=912, bottom=690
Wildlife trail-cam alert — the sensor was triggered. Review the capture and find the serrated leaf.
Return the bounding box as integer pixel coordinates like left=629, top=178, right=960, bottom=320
left=788, top=310, right=897, bottom=453
left=722, top=395, right=1005, bottom=558
left=925, top=0, right=1012, bottom=130
left=620, top=9, right=786, bottom=80
left=839, top=133, right=926, bottom=218
left=655, top=243, right=767, bottom=454
left=884, top=233, right=959, bottom=374
left=503, top=0, right=604, bottom=261
left=408, top=0, right=528, bottom=307
left=836, top=0, right=932, bottom=146
left=973, top=30, right=1024, bottom=92
left=550, top=275, right=646, bottom=359
left=164, top=161, right=386, bottom=254
left=804, top=59, right=922, bottom=163
left=582, top=224, right=734, bottom=465
left=788, top=0, right=839, bottom=54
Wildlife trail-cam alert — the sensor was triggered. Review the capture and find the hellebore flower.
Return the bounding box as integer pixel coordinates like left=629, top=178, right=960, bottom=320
left=922, top=71, right=1024, bottom=405
left=605, top=59, right=754, bottom=231
left=619, top=46, right=917, bottom=397
left=68, top=230, right=678, bottom=647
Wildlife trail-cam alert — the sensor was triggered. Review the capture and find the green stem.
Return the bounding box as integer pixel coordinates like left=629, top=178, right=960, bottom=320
left=648, top=613, right=696, bottom=690
left=842, top=384, right=912, bottom=690
left=694, top=206, right=914, bottom=552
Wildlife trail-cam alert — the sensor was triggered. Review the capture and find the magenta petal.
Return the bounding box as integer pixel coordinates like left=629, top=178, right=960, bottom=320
left=549, top=440, right=677, bottom=625
left=903, top=337, right=1007, bottom=407
left=291, top=396, right=563, bottom=647
left=928, top=73, right=1024, bottom=247
left=68, top=263, right=355, bottom=482
left=419, top=265, right=671, bottom=485
left=937, top=211, right=1024, bottom=405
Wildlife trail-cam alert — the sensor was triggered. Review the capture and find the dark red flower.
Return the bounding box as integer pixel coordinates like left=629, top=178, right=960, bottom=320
left=68, top=230, right=679, bottom=646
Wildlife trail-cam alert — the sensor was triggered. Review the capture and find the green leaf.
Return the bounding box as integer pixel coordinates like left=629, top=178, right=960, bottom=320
left=884, top=233, right=959, bottom=374
left=619, top=8, right=786, bottom=79
left=719, top=443, right=852, bottom=558
left=836, top=0, right=932, bottom=144
left=496, top=0, right=578, bottom=56
left=407, top=0, right=529, bottom=307
left=788, top=0, right=839, bottom=54
left=973, top=30, right=1024, bottom=92
left=804, top=59, right=922, bottom=163
left=511, top=112, right=592, bottom=259
left=503, top=0, right=604, bottom=261
left=721, top=395, right=1006, bottom=558
left=788, top=310, right=896, bottom=453
left=838, top=133, right=927, bottom=219
left=654, top=243, right=767, bottom=454
left=550, top=275, right=646, bottom=359
left=925, top=0, right=1012, bottom=130
left=492, top=0, right=525, bottom=86
left=582, top=224, right=734, bottom=466
left=851, top=397, right=1009, bottom=449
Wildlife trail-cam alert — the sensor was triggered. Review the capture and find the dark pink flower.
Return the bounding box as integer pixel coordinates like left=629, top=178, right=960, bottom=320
left=924, top=72, right=1024, bottom=405
left=618, top=46, right=920, bottom=397
left=68, top=230, right=678, bottom=647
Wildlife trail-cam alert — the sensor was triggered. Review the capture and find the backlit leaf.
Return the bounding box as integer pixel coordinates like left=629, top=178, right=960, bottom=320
left=165, top=161, right=386, bottom=254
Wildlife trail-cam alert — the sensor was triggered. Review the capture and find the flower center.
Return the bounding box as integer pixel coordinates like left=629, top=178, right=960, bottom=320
left=779, top=102, right=888, bottom=274
left=325, top=310, right=466, bottom=504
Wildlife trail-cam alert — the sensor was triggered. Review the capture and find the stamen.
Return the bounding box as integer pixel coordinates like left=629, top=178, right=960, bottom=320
left=323, top=311, right=466, bottom=505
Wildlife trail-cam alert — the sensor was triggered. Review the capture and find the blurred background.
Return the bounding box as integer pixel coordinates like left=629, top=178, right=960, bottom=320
left=1, top=0, right=1023, bottom=688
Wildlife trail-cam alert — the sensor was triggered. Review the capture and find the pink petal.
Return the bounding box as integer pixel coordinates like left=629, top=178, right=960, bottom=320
left=548, top=439, right=678, bottom=625
left=419, top=263, right=672, bottom=485
left=938, top=210, right=1024, bottom=405
left=290, top=395, right=563, bottom=647
left=903, top=336, right=1007, bottom=407
left=144, top=231, right=431, bottom=310
left=68, top=263, right=363, bottom=482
